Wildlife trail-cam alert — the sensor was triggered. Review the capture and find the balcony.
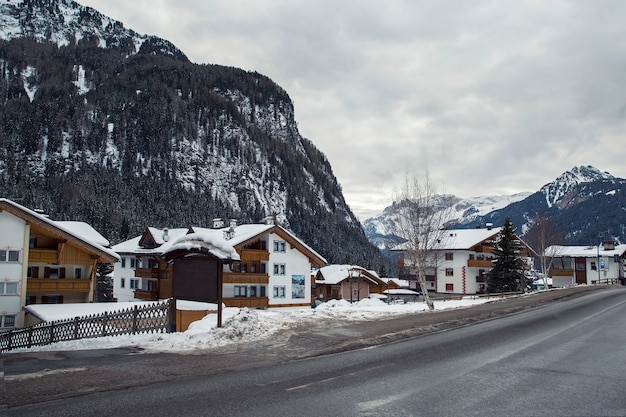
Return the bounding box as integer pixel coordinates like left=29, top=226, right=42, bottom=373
left=222, top=296, right=269, bottom=309
left=135, top=268, right=160, bottom=279
left=27, top=278, right=91, bottom=293
left=223, top=273, right=269, bottom=284
left=134, top=289, right=160, bottom=301
left=240, top=249, right=269, bottom=262
left=28, top=248, right=58, bottom=263
left=468, top=259, right=494, bottom=268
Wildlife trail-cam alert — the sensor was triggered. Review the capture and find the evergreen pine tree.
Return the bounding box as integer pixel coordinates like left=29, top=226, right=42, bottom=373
left=487, top=218, right=527, bottom=293
left=96, top=262, right=115, bottom=302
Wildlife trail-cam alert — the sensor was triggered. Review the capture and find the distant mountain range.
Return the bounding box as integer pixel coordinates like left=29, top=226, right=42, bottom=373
left=0, top=0, right=386, bottom=268
left=363, top=165, right=626, bottom=255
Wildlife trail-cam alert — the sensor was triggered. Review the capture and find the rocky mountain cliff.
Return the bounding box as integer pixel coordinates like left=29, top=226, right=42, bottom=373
left=364, top=165, right=626, bottom=254
left=0, top=0, right=387, bottom=267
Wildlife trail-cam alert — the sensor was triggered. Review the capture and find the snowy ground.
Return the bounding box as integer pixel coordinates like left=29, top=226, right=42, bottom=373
left=12, top=296, right=504, bottom=354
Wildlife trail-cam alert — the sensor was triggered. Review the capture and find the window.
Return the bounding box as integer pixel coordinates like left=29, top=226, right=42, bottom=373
left=273, top=263, right=286, bottom=276
left=42, top=295, right=63, bottom=304
left=273, top=240, right=286, bottom=253
left=74, top=268, right=82, bottom=279
left=0, top=250, right=20, bottom=262
left=260, top=286, right=266, bottom=297
left=29, top=237, right=37, bottom=248
left=1, top=315, right=16, bottom=328
left=121, top=257, right=126, bottom=268
left=249, top=286, right=257, bottom=297
left=120, top=278, right=125, bottom=288
left=234, top=285, right=247, bottom=297
left=445, top=253, right=454, bottom=261
left=273, top=285, right=286, bottom=298
left=591, top=262, right=597, bottom=271
left=0, top=282, right=18, bottom=295
left=130, top=258, right=136, bottom=268
left=130, top=279, right=139, bottom=289
left=445, top=283, right=454, bottom=292
left=27, top=266, right=40, bottom=278
left=445, top=268, right=454, bottom=276
left=260, top=263, right=267, bottom=274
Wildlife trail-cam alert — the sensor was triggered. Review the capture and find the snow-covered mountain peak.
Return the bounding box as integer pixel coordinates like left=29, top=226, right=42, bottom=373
left=541, top=165, right=614, bottom=208
left=0, top=0, right=186, bottom=59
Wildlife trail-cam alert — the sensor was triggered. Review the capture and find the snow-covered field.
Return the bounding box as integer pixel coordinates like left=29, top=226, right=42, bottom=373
left=12, top=296, right=500, bottom=354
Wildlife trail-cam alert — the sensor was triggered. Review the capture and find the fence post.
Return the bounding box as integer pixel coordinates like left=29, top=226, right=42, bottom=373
left=7, top=329, right=13, bottom=351
left=102, top=312, right=108, bottom=337
left=74, top=317, right=80, bottom=339
left=168, top=298, right=176, bottom=333
left=49, top=322, right=55, bottom=345
left=132, top=305, right=139, bottom=334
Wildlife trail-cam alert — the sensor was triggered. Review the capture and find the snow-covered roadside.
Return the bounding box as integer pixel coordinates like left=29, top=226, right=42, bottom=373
left=10, top=297, right=498, bottom=354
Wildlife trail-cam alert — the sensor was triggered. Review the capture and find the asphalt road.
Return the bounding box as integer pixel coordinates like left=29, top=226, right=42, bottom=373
left=3, top=285, right=626, bottom=416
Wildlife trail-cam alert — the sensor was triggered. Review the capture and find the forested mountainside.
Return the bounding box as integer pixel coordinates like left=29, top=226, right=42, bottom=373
left=0, top=0, right=387, bottom=268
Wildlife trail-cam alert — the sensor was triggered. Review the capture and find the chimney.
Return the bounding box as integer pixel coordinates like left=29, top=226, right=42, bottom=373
left=486, top=223, right=493, bottom=230
left=230, top=219, right=238, bottom=228
left=603, top=240, right=615, bottom=251
left=212, top=218, right=225, bottom=229
left=162, top=228, right=169, bottom=242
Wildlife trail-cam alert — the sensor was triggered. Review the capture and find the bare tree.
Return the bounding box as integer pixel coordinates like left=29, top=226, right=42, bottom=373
left=524, top=212, right=564, bottom=289
left=393, top=173, right=451, bottom=310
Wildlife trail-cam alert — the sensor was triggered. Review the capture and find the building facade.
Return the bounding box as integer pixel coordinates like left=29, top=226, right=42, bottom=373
left=546, top=241, right=626, bottom=286
left=111, top=218, right=327, bottom=308
left=0, top=199, right=119, bottom=329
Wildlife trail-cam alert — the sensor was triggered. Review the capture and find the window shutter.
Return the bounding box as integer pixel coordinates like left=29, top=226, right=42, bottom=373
left=44, top=267, right=51, bottom=278
left=59, top=267, right=66, bottom=278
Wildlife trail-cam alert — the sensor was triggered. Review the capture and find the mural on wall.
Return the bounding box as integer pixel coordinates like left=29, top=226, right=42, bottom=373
left=291, top=275, right=305, bottom=299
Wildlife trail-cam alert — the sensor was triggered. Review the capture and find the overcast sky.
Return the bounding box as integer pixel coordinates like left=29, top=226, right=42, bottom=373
left=80, top=0, right=626, bottom=219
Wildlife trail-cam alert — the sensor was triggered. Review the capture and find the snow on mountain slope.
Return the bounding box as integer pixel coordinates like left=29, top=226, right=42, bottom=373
left=540, top=165, right=614, bottom=208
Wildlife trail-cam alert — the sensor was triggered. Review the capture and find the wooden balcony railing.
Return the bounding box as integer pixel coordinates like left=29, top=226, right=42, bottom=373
left=28, top=249, right=58, bottom=263
left=133, top=289, right=160, bottom=301
left=27, top=278, right=91, bottom=293
left=468, top=259, right=494, bottom=268
left=223, top=273, right=269, bottom=284
left=135, top=268, right=160, bottom=279
left=240, top=249, right=269, bottom=262
left=222, top=297, right=269, bottom=309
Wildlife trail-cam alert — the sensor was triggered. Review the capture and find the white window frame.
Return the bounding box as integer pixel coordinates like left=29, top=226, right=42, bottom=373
left=273, top=285, right=286, bottom=298
left=273, top=263, right=286, bottom=276
left=273, top=240, right=286, bottom=253
left=130, top=279, right=139, bottom=289
left=1, top=315, right=16, bottom=328
left=0, top=250, right=20, bottom=262
left=0, top=282, right=18, bottom=295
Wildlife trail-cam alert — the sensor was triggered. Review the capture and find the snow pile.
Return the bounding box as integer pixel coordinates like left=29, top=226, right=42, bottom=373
left=12, top=296, right=498, bottom=354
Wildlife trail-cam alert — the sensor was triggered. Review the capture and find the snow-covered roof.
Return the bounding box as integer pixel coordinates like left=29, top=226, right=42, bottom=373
left=436, top=227, right=502, bottom=250
left=0, top=198, right=119, bottom=262
left=25, top=300, right=220, bottom=323
left=112, top=222, right=325, bottom=265
left=163, top=231, right=240, bottom=261
left=55, top=221, right=110, bottom=247
left=316, top=264, right=381, bottom=285
left=383, top=289, right=420, bottom=295
left=546, top=244, right=626, bottom=258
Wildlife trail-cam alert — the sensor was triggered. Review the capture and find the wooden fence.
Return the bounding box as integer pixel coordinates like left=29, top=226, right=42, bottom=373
left=0, top=300, right=173, bottom=352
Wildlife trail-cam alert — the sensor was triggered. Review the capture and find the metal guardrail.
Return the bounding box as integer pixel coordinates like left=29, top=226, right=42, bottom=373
left=0, top=299, right=174, bottom=352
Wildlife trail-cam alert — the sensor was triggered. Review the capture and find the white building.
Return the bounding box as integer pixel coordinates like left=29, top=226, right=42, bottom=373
left=111, top=218, right=327, bottom=308
left=546, top=241, right=626, bottom=286
left=394, top=226, right=536, bottom=295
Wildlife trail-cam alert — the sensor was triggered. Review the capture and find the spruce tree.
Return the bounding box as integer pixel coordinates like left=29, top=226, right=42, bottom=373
left=487, top=218, right=527, bottom=293
left=96, top=262, right=115, bottom=302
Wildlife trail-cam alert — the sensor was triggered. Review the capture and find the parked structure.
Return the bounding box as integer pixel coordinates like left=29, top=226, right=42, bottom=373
left=545, top=241, right=626, bottom=286
left=393, top=225, right=536, bottom=294
left=112, top=217, right=327, bottom=308
left=314, top=265, right=390, bottom=302
left=0, top=198, right=119, bottom=329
